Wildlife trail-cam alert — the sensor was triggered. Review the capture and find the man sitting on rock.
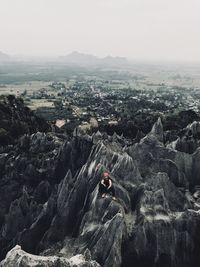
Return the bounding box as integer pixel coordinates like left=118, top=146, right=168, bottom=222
left=99, top=172, right=116, bottom=200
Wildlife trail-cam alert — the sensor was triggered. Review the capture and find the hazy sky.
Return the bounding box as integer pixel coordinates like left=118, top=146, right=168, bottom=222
left=0, top=0, right=200, bottom=62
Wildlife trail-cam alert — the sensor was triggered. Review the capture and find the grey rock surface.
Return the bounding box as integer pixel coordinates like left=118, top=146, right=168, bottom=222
left=0, top=245, right=100, bottom=267
left=1, top=117, right=200, bottom=267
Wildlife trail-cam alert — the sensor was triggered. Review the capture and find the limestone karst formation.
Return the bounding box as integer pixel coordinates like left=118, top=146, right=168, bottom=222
left=1, top=97, right=200, bottom=267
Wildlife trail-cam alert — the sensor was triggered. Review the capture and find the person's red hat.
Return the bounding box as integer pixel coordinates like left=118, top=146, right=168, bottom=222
left=103, top=172, right=109, bottom=177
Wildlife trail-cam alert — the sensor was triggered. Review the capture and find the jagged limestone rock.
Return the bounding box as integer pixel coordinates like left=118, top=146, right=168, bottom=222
left=0, top=245, right=101, bottom=267
left=1, top=108, right=200, bottom=267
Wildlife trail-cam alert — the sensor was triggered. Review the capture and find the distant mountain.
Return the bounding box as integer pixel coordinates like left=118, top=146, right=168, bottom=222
left=0, top=50, right=129, bottom=65
left=101, top=55, right=128, bottom=66
left=0, top=51, right=10, bottom=61
left=60, top=51, right=129, bottom=66
left=60, top=51, right=98, bottom=65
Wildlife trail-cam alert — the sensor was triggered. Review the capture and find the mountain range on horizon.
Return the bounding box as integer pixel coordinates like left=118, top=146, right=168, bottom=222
left=59, top=51, right=129, bottom=66
left=0, top=50, right=129, bottom=66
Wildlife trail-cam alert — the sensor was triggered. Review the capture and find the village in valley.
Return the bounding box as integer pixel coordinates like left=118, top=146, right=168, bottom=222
left=1, top=60, right=200, bottom=137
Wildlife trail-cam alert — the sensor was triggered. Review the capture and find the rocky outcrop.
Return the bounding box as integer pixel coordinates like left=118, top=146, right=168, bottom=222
left=1, top=116, right=200, bottom=267
left=0, top=245, right=100, bottom=267
left=0, top=131, right=93, bottom=260
left=167, top=121, right=200, bottom=154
